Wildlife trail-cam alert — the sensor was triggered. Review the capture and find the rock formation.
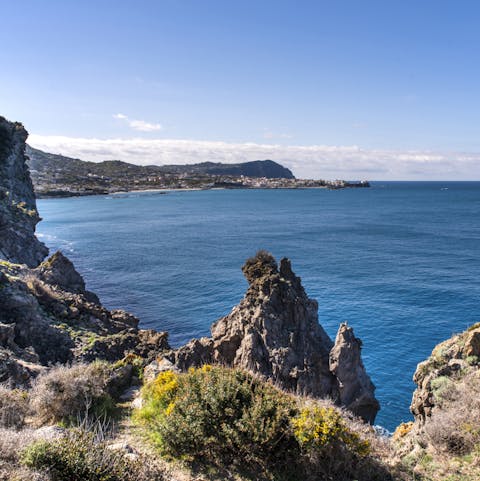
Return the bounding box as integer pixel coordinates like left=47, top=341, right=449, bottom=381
left=171, top=250, right=379, bottom=423
left=0, top=253, right=170, bottom=387
left=0, top=115, right=170, bottom=387
left=410, top=323, right=480, bottom=424
left=392, top=324, right=480, bottom=479
left=0, top=117, right=48, bottom=266
left=330, top=323, right=379, bottom=423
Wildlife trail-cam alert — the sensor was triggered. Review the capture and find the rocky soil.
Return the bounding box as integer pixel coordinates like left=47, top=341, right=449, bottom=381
left=0, top=253, right=170, bottom=387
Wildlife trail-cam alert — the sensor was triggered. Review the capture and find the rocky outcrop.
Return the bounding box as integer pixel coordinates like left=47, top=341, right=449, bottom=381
left=0, top=255, right=170, bottom=387
left=0, top=116, right=48, bottom=267
left=330, top=323, right=379, bottom=423
left=170, top=251, right=379, bottom=423
left=410, top=323, right=480, bottom=424
left=36, top=251, right=100, bottom=303
left=391, top=324, right=480, bottom=479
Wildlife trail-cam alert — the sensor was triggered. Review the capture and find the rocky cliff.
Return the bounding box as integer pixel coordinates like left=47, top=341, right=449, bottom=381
left=0, top=117, right=47, bottom=266
left=0, top=116, right=170, bottom=387
left=0, top=252, right=170, bottom=387
left=390, top=324, right=480, bottom=479
left=410, top=323, right=480, bottom=425
left=171, top=251, right=379, bottom=423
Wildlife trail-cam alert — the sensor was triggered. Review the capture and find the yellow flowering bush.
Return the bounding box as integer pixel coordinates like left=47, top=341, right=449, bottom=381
left=146, top=370, right=179, bottom=403
left=134, top=366, right=380, bottom=480
left=293, top=406, right=371, bottom=457
left=133, top=370, right=178, bottom=424
left=393, top=421, right=414, bottom=441
left=134, top=365, right=297, bottom=473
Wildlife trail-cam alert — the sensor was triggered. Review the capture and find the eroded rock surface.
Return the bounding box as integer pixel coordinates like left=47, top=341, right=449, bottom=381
left=411, top=323, right=480, bottom=424
left=170, top=251, right=379, bottom=423
left=330, top=323, right=379, bottom=423
left=0, top=116, right=48, bottom=267
left=0, top=255, right=170, bottom=387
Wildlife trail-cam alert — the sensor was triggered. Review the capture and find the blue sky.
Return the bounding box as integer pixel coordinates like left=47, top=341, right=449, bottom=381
left=2, top=0, right=480, bottom=179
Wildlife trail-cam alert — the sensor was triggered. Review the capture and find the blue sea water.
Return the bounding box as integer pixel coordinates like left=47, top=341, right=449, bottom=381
left=36, top=182, right=480, bottom=431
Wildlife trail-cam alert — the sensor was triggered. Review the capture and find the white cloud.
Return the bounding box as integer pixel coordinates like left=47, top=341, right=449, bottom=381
left=27, top=134, right=480, bottom=180
left=112, top=113, right=162, bottom=132
left=127, top=119, right=163, bottom=132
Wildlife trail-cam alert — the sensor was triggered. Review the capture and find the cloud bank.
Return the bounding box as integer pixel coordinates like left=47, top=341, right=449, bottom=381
left=27, top=134, right=480, bottom=180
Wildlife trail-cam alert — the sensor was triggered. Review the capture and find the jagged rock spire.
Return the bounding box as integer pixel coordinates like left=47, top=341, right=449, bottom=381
left=172, top=251, right=380, bottom=423
left=330, top=323, right=380, bottom=423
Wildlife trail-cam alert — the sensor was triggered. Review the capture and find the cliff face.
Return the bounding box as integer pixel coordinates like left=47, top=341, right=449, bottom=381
left=0, top=117, right=48, bottom=267
left=0, top=251, right=170, bottom=387
left=0, top=116, right=170, bottom=387
left=172, top=251, right=379, bottom=423
left=410, top=323, right=480, bottom=424
left=391, top=324, right=480, bottom=479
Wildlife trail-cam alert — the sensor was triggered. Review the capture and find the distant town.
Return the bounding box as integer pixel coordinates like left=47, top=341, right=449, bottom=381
left=26, top=145, right=370, bottom=198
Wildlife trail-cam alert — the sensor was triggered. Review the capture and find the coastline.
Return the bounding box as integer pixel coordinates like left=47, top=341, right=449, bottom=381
left=35, top=184, right=358, bottom=199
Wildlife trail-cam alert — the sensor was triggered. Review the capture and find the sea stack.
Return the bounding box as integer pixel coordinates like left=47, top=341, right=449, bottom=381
left=172, top=250, right=380, bottom=423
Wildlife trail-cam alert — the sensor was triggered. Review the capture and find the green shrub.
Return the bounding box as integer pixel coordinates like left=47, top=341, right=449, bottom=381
left=292, top=405, right=373, bottom=479
left=293, top=405, right=370, bottom=455
left=135, top=365, right=298, bottom=470
left=113, top=353, right=145, bottom=381
left=20, top=430, right=162, bottom=481
left=466, top=355, right=479, bottom=366
left=426, top=370, right=480, bottom=455
left=430, top=375, right=454, bottom=403
left=134, top=365, right=381, bottom=480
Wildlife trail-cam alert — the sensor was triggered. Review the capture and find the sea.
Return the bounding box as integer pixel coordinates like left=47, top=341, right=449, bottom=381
left=36, top=182, right=480, bottom=431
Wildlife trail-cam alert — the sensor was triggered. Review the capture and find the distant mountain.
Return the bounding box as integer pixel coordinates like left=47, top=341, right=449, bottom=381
left=156, top=160, right=295, bottom=179
left=26, top=146, right=295, bottom=179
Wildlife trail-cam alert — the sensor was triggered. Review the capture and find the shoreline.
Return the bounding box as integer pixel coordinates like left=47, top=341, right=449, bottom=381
left=35, top=184, right=348, bottom=200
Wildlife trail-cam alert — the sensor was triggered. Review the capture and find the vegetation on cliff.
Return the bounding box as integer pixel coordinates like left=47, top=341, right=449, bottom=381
left=392, top=324, right=480, bottom=480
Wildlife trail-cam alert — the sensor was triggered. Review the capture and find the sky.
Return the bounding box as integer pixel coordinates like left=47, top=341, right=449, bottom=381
left=2, top=0, right=480, bottom=179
